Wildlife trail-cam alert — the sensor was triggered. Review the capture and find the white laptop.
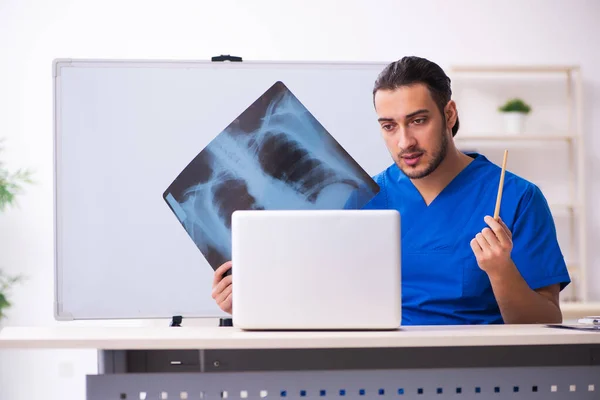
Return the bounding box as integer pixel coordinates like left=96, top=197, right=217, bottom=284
left=231, top=209, right=401, bottom=330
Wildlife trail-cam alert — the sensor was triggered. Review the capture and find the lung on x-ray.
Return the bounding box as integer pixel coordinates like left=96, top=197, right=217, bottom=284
left=163, top=81, right=380, bottom=271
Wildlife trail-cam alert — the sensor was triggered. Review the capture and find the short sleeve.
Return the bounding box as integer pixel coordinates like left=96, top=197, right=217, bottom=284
left=510, top=184, right=571, bottom=291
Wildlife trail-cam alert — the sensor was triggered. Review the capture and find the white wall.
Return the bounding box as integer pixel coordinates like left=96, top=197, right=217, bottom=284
left=1, top=0, right=599, bottom=398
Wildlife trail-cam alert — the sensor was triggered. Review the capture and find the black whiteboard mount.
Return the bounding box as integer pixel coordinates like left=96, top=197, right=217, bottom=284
left=169, top=315, right=232, bottom=327
left=211, top=55, right=243, bottom=62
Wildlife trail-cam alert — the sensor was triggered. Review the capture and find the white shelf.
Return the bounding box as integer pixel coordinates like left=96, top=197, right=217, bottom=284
left=451, top=64, right=587, bottom=303
left=549, top=203, right=580, bottom=212
left=566, top=260, right=579, bottom=268
left=560, top=301, right=600, bottom=321
left=450, top=65, right=579, bottom=74
left=456, top=134, right=573, bottom=142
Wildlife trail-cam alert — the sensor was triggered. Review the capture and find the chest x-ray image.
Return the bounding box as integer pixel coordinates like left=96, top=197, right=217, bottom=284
left=163, top=81, right=379, bottom=270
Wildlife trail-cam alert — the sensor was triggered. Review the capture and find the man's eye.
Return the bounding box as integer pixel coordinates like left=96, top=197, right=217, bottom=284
left=382, top=124, right=394, bottom=131
left=413, top=118, right=426, bottom=125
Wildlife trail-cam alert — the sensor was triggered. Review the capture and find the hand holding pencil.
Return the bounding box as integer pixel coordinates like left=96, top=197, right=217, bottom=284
left=470, top=150, right=514, bottom=275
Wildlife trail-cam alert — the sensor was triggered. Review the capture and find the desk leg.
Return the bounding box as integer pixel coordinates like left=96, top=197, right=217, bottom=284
left=98, top=350, right=128, bottom=374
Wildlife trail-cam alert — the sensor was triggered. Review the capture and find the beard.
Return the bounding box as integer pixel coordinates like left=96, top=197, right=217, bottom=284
left=397, top=123, right=448, bottom=180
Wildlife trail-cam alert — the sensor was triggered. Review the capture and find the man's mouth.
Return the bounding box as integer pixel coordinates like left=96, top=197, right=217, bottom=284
left=401, top=153, right=423, bottom=166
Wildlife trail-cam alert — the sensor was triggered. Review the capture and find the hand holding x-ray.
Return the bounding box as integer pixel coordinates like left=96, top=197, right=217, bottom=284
left=212, top=261, right=233, bottom=314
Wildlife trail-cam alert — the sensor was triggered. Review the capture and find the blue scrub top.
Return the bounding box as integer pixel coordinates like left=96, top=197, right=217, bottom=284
left=356, top=153, right=570, bottom=326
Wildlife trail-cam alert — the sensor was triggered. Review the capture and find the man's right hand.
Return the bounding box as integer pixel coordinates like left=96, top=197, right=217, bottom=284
left=212, top=261, right=233, bottom=314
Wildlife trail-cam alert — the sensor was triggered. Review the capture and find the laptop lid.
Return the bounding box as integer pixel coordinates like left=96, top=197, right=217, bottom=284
left=231, top=209, right=401, bottom=330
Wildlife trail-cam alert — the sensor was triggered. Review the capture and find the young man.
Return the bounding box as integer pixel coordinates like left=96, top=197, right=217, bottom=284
left=212, top=56, right=570, bottom=325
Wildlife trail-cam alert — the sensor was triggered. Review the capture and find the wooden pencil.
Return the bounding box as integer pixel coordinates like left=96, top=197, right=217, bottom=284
left=494, top=150, right=508, bottom=221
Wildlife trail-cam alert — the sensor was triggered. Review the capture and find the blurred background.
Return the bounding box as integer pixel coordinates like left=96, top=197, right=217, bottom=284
left=1, top=0, right=599, bottom=398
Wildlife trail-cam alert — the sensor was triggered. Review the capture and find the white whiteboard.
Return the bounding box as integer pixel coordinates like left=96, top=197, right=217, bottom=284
left=53, top=59, right=391, bottom=320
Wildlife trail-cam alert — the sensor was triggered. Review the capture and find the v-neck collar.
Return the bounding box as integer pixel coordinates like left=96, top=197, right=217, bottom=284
left=393, top=152, right=485, bottom=209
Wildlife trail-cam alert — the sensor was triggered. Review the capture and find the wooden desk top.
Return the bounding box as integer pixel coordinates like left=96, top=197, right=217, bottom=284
left=1, top=324, right=599, bottom=350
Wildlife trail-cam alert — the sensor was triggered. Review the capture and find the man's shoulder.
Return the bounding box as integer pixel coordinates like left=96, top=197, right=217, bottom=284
left=355, top=163, right=399, bottom=210
left=504, top=172, right=548, bottom=213
left=476, top=153, right=543, bottom=202
left=505, top=170, right=540, bottom=198
left=370, top=162, right=402, bottom=186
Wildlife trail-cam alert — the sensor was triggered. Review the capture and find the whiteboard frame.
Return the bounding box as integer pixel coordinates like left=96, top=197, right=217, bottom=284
left=52, top=58, right=391, bottom=321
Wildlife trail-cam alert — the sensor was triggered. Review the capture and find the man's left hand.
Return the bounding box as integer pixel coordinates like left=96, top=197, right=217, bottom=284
left=470, top=216, right=514, bottom=277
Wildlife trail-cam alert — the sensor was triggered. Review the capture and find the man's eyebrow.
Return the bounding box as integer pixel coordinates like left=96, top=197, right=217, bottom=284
left=405, top=109, right=429, bottom=119
left=377, top=109, right=430, bottom=123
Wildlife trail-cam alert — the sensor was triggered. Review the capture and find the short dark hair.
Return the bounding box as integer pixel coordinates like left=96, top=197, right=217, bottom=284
left=373, top=56, right=459, bottom=137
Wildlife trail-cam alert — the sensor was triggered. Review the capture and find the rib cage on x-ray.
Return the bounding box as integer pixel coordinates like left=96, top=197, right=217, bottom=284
left=163, top=81, right=379, bottom=270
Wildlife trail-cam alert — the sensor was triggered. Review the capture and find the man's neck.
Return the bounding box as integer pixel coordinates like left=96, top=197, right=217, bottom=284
left=411, top=148, right=473, bottom=206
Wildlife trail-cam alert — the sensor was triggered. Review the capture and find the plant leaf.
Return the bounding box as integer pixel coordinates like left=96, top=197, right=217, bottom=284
left=0, top=163, right=34, bottom=211
left=0, top=292, right=10, bottom=309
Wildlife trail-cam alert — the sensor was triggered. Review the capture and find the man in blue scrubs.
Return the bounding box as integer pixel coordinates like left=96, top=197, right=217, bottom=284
left=211, top=56, right=570, bottom=325
left=358, top=56, right=570, bottom=325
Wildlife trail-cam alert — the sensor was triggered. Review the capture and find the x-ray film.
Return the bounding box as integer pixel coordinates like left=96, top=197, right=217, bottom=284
left=163, top=81, right=379, bottom=270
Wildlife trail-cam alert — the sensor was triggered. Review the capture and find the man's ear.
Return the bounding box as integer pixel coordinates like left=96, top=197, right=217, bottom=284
left=445, top=100, right=458, bottom=134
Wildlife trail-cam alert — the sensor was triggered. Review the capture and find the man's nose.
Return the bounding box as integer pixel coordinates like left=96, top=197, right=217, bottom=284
left=396, top=128, right=417, bottom=150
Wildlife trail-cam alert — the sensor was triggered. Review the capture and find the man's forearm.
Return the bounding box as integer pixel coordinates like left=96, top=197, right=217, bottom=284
left=487, top=261, right=562, bottom=324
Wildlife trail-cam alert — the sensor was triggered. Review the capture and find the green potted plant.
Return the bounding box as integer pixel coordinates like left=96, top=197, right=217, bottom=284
left=498, top=98, right=532, bottom=134
left=0, top=140, right=32, bottom=323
